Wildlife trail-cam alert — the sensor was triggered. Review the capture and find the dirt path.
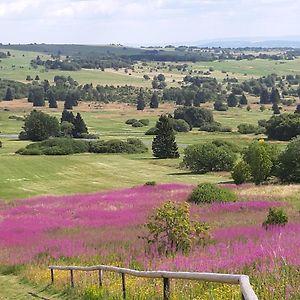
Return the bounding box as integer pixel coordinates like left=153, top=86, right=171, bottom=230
left=0, top=275, right=63, bottom=300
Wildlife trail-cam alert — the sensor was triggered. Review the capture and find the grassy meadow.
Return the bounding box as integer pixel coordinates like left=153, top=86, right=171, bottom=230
left=1, top=49, right=300, bottom=299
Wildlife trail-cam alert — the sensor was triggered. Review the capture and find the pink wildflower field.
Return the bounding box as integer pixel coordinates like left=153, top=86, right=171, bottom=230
left=0, top=183, right=299, bottom=298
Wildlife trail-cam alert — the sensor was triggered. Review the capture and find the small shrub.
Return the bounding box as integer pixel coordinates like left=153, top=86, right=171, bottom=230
left=18, top=131, right=28, bottom=140
left=125, top=119, right=138, bottom=125
left=76, top=133, right=99, bottom=139
left=188, top=183, right=237, bottom=204
left=231, top=161, right=252, bottom=184
left=139, top=119, right=149, bottom=126
left=143, top=201, right=209, bottom=255
left=132, top=121, right=144, bottom=127
left=263, top=208, right=288, bottom=228
left=237, top=123, right=257, bottom=134
left=144, top=181, right=156, bottom=186
left=145, top=127, right=158, bottom=135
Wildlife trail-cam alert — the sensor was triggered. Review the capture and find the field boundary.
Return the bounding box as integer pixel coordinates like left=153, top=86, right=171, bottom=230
left=49, top=264, right=258, bottom=300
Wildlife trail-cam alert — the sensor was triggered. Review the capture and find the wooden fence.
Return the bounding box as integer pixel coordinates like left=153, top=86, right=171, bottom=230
left=48, top=264, right=258, bottom=300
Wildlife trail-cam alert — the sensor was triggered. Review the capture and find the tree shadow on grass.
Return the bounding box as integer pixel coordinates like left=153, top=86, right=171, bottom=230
left=167, top=171, right=199, bottom=176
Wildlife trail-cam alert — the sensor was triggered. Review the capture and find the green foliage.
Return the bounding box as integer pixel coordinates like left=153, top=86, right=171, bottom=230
left=145, top=127, right=158, bottom=135
left=60, top=121, right=74, bottom=137
left=149, top=92, right=159, bottom=108
left=243, top=141, right=279, bottom=185
left=144, top=181, right=156, bottom=186
left=152, top=115, right=179, bottom=159
left=277, top=138, right=300, bottom=183
left=16, top=138, right=90, bottom=155
left=125, top=119, right=138, bottom=125
left=227, top=93, right=238, bottom=107
left=132, top=121, right=144, bottom=127
left=139, top=119, right=149, bottom=126
left=183, top=142, right=236, bottom=174
left=174, top=106, right=214, bottom=128
left=211, top=140, right=241, bottom=153
left=265, top=113, right=300, bottom=141
left=188, top=183, right=237, bottom=204
left=239, top=94, right=248, bottom=105
left=199, top=122, right=232, bottom=133
left=237, top=123, right=257, bottom=134
left=136, top=93, right=145, bottom=111
left=170, top=118, right=191, bottom=132
left=214, top=100, right=228, bottom=111
left=263, top=208, right=288, bottom=228
left=4, top=87, right=13, bottom=101
left=22, top=110, right=60, bottom=141
left=89, top=138, right=148, bottom=154
left=143, top=201, right=209, bottom=255
left=231, top=161, right=252, bottom=185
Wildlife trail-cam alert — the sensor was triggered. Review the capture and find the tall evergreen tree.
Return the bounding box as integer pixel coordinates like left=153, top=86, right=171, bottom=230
left=272, top=103, right=280, bottom=115
left=4, top=87, right=13, bottom=101
left=152, top=115, right=179, bottom=159
left=48, top=90, right=58, bottom=108
left=150, top=92, right=159, bottom=108
left=136, top=93, right=145, bottom=111
left=295, top=104, right=300, bottom=114
left=61, top=109, right=75, bottom=124
left=31, top=87, right=45, bottom=107
left=227, top=93, right=238, bottom=107
left=260, top=89, right=270, bottom=104
left=194, top=90, right=205, bottom=107
left=239, top=93, right=248, bottom=105
left=72, top=113, right=88, bottom=137
left=270, top=88, right=281, bottom=104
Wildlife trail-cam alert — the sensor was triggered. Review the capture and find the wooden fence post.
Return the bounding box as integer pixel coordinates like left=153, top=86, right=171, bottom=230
left=163, top=277, right=170, bottom=300
left=70, top=270, right=74, bottom=288
left=98, top=269, right=103, bottom=287
left=121, top=272, right=126, bottom=299
left=50, top=269, right=54, bottom=284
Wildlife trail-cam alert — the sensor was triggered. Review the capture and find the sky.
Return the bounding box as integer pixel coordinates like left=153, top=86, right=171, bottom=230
left=0, top=0, right=299, bottom=45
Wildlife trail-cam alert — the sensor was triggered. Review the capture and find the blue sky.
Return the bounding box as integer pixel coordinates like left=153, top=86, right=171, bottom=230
left=0, top=0, right=299, bottom=45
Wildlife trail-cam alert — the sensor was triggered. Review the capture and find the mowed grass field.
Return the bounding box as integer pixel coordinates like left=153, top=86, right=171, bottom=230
left=0, top=99, right=288, bottom=201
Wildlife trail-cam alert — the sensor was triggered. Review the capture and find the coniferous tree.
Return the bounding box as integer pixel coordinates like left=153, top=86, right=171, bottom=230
left=152, top=115, right=179, bottom=159
left=239, top=93, right=248, bottom=105
left=227, top=93, right=238, bottom=107
left=31, top=87, right=45, bottom=107
left=260, top=89, right=270, bottom=104
left=4, top=87, right=13, bottom=101
left=48, top=90, right=58, bottom=108
left=137, top=93, right=145, bottom=111
left=270, top=88, right=281, bottom=104
left=272, top=103, right=280, bottom=115
left=61, top=109, right=75, bottom=124
left=72, top=113, right=88, bottom=137
left=150, top=92, right=159, bottom=108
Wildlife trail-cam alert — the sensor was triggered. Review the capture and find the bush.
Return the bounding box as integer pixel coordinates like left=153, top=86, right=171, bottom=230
left=18, top=131, right=28, bottom=140
left=188, top=183, right=237, bottom=204
left=171, top=119, right=190, bottom=132
left=174, top=107, right=214, bottom=128
left=132, top=121, right=144, bottom=127
left=0, top=141, right=2, bottom=148
left=199, top=122, right=232, bottom=133
left=214, top=101, right=228, bottom=111
left=76, top=133, right=99, bottom=139
left=89, top=138, right=148, bottom=154
left=231, top=161, right=252, bottom=184
left=183, top=142, right=236, bottom=174
left=237, top=123, right=257, bottom=134
left=125, top=119, right=138, bottom=125
left=139, top=119, right=149, bottom=126
left=263, top=208, right=288, bottom=229
left=277, top=138, right=300, bottom=183
left=145, top=127, right=158, bottom=135
left=144, top=181, right=156, bottom=186
left=211, top=140, right=241, bottom=153
left=265, top=113, right=300, bottom=141
left=143, top=201, right=209, bottom=255
left=16, top=138, right=90, bottom=155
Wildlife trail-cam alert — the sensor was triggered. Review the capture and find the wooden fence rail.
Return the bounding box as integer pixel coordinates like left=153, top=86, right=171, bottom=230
left=48, top=264, right=258, bottom=300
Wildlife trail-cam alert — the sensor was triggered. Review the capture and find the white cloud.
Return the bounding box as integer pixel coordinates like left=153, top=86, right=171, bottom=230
left=0, top=0, right=299, bottom=44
